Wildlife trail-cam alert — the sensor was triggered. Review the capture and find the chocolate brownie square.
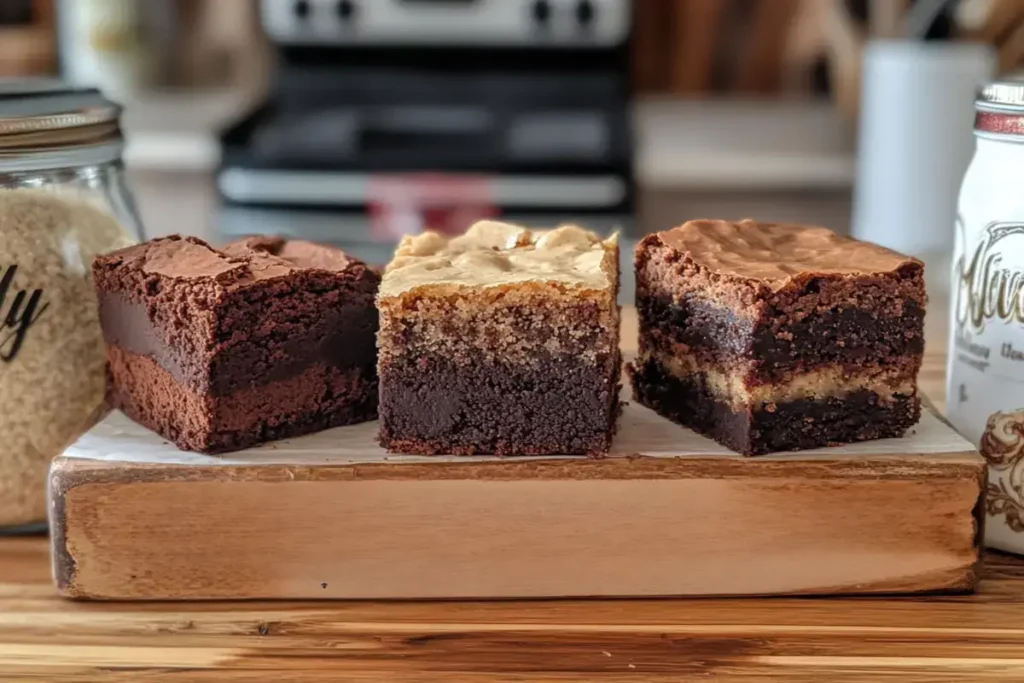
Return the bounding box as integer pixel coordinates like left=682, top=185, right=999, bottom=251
left=377, top=220, right=620, bottom=455
left=93, top=235, right=379, bottom=453
left=629, top=219, right=926, bottom=455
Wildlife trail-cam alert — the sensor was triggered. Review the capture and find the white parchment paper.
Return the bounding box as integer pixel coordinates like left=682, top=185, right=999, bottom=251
left=63, top=399, right=976, bottom=467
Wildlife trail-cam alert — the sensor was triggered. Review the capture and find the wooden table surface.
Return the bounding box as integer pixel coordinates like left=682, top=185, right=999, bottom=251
left=4, top=308, right=1024, bottom=682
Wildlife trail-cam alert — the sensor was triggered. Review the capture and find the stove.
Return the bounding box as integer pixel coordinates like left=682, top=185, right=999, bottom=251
left=217, top=0, right=634, bottom=253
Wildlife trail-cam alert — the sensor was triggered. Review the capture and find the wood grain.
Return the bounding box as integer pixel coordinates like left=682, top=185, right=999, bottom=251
left=669, top=0, right=728, bottom=94
left=822, top=0, right=864, bottom=123
left=999, top=18, right=1024, bottom=72
left=0, top=307, right=1014, bottom=680
left=631, top=0, right=673, bottom=93
left=0, top=26, right=56, bottom=77
left=3, top=536, right=1024, bottom=680
left=49, top=309, right=983, bottom=600
left=734, top=0, right=801, bottom=93
left=50, top=444, right=983, bottom=600
left=976, top=0, right=1024, bottom=43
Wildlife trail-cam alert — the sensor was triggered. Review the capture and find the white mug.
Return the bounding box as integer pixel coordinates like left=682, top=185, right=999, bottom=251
left=852, top=40, right=996, bottom=296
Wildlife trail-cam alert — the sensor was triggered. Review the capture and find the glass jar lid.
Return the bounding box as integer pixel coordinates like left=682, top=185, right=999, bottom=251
left=0, top=80, right=123, bottom=171
left=977, top=81, right=1024, bottom=113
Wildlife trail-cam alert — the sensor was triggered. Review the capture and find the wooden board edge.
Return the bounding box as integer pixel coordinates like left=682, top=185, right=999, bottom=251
left=48, top=458, right=78, bottom=597
left=56, top=472, right=986, bottom=601
left=974, top=462, right=989, bottom=585
left=48, top=450, right=985, bottom=484
left=67, top=571, right=983, bottom=602
left=50, top=452, right=988, bottom=600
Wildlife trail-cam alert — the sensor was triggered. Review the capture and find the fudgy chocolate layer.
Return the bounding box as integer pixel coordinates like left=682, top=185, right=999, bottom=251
left=108, top=345, right=377, bottom=453
left=629, top=358, right=920, bottom=456
left=637, top=292, right=925, bottom=376
left=378, top=353, right=620, bottom=455
left=98, top=275, right=378, bottom=396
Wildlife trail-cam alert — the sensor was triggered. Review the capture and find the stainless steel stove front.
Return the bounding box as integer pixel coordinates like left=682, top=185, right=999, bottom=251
left=261, top=0, right=630, bottom=48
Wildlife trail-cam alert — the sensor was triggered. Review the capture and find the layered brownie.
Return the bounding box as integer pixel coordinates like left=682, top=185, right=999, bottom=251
left=629, top=219, right=925, bottom=455
left=93, top=235, right=379, bottom=453
left=378, top=220, right=620, bottom=455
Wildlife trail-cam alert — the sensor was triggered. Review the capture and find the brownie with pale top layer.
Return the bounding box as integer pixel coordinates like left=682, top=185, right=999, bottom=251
left=93, top=235, right=380, bottom=453
left=628, top=219, right=926, bottom=455
left=377, top=220, right=621, bottom=455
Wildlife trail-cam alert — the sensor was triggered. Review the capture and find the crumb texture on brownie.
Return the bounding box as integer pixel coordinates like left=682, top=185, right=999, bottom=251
left=97, top=234, right=356, bottom=290
left=378, top=354, right=619, bottom=456
left=107, top=346, right=377, bottom=453
left=378, top=220, right=621, bottom=456
left=660, top=219, right=919, bottom=289
left=629, top=358, right=920, bottom=456
left=378, top=221, right=621, bottom=366
left=380, top=221, right=618, bottom=297
left=631, top=219, right=925, bottom=455
left=95, top=235, right=379, bottom=391
left=95, top=235, right=380, bottom=453
left=634, top=220, right=926, bottom=373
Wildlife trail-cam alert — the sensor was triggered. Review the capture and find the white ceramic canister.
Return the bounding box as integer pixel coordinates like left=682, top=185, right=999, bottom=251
left=852, top=40, right=995, bottom=299
left=948, top=81, right=1024, bottom=554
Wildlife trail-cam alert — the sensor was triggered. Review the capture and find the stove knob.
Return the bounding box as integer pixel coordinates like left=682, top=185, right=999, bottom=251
left=576, top=0, right=595, bottom=25
left=336, top=0, right=355, bottom=20
left=532, top=0, right=552, bottom=24
left=293, top=0, right=311, bottom=19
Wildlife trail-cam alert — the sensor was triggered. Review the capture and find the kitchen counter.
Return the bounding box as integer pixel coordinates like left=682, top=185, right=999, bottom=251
left=3, top=308, right=1023, bottom=681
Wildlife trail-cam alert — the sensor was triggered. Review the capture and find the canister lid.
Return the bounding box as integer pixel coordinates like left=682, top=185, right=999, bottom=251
left=0, top=80, right=123, bottom=170
left=977, top=80, right=1024, bottom=112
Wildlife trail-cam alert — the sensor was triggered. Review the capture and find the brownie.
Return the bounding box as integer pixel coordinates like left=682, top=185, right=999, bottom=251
left=628, top=219, right=926, bottom=455
left=93, top=235, right=380, bottom=453
left=377, top=220, right=621, bottom=455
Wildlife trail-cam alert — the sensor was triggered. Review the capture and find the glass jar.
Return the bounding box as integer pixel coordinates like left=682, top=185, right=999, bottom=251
left=0, top=81, right=141, bottom=532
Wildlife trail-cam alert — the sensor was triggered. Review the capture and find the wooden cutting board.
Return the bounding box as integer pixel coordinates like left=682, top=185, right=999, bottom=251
left=49, top=388, right=985, bottom=602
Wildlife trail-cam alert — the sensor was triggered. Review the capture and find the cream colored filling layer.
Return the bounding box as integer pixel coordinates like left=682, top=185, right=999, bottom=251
left=642, top=349, right=915, bottom=408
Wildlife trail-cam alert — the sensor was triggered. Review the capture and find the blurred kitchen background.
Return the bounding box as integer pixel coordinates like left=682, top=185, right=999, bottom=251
left=4, top=0, right=1023, bottom=290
